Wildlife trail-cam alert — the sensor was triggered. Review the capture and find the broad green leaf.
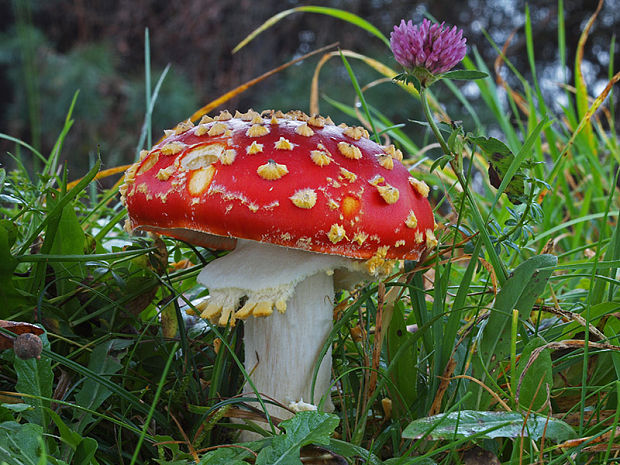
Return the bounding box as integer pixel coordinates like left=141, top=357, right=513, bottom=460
left=0, top=222, right=29, bottom=314
left=387, top=300, right=417, bottom=416
left=195, top=439, right=267, bottom=464
left=516, top=337, right=552, bottom=413
left=0, top=421, right=44, bottom=465
left=256, top=412, right=339, bottom=465
left=14, top=334, right=53, bottom=426
left=48, top=409, right=98, bottom=465
left=48, top=409, right=82, bottom=449
left=479, top=255, right=557, bottom=370
left=46, top=195, right=87, bottom=319
left=441, top=70, right=488, bottom=80
left=73, top=340, right=126, bottom=432
left=323, top=439, right=382, bottom=465
left=402, top=410, right=575, bottom=442
left=198, top=448, right=250, bottom=465
left=72, top=437, right=98, bottom=465
left=471, top=254, right=557, bottom=408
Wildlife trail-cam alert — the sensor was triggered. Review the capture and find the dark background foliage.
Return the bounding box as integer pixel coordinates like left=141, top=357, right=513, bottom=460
left=1, top=0, right=618, bottom=177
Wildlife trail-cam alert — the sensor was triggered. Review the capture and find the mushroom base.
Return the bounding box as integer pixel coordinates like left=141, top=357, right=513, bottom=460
left=243, top=270, right=335, bottom=423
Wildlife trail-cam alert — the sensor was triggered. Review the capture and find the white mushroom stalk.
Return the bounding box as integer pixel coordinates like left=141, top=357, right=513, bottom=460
left=197, top=239, right=370, bottom=420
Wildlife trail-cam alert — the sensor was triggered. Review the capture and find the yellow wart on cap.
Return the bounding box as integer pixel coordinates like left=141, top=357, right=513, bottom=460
left=137, top=152, right=159, bottom=175
left=409, top=177, right=430, bottom=198
left=199, top=115, right=214, bottom=124
left=307, top=115, right=325, bottom=128
left=215, top=110, right=232, bottom=121
left=405, top=210, right=418, bottom=229
left=343, top=126, right=368, bottom=140
left=156, top=165, right=176, bottom=181
left=365, top=245, right=391, bottom=274
left=247, top=141, right=264, bottom=154
left=425, top=229, right=438, bottom=249
left=208, top=123, right=228, bottom=137
left=257, top=160, right=289, bottom=180
left=295, top=123, right=315, bottom=137
left=275, top=137, right=295, bottom=150
left=288, top=110, right=309, bottom=121
left=290, top=188, right=317, bottom=209
left=247, top=124, right=269, bottom=137
left=175, top=119, right=194, bottom=135
left=161, top=142, right=185, bottom=155
left=368, top=174, right=385, bottom=187
left=383, top=144, right=403, bottom=161
left=377, top=184, right=400, bottom=204
left=194, top=125, right=209, bottom=136
left=339, top=167, right=358, bottom=183
left=352, top=231, right=368, bottom=246
left=327, top=224, right=346, bottom=244
left=378, top=155, right=394, bottom=170
left=220, top=149, right=237, bottom=165
left=250, top=114, right=264, bottom=124
left=237, top=109, right=260, bottom=121
left=337, top=142, right=362, bottom=160
left=415, top=231, right=424, bottom=244
left=310, top=150, right=332, bottom=166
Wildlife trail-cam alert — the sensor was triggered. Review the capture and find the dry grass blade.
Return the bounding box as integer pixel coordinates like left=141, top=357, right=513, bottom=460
left=66, top=164, right=131, bottom=190
left=538, top=305, right=606, bottom=341
left=450, top=374, right=512, bottom=411
left=429, top=357, right=457, bottom=416
left=494, top=28, right=529, bottom=116
left=517, top=339, right=620, bottom=400
left=549, top=69, right=620, bottom=183
left=367, top=282, right=386, bottom=397
left=558, top=427, right=620, bottom=452
left=574, top=0, right=604, bottom=151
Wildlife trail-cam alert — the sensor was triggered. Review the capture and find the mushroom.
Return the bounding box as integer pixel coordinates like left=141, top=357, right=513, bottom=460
left=121, top=109, right=435, bottom=424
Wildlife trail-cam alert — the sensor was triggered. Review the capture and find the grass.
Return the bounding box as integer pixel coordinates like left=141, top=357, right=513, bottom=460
left=0, top=2, right=619, bottom=464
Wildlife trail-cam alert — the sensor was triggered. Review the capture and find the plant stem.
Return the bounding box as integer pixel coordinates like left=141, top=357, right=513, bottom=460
left=420, top=87, right=508, bottom=285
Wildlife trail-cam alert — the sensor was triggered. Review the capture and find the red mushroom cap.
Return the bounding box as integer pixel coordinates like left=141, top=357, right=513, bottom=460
left=121, top=110, right=435, bottom=261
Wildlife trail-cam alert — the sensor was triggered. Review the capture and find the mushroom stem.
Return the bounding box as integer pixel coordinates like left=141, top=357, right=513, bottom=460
left=243, top=271, right=335, bottom=419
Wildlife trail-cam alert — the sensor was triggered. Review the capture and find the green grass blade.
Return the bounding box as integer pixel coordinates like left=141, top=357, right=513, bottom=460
left=135, top=64, right=171, bottom=158
left=233, top=6, right=389, bottom=54
left=129, top=342, right=178, bottom=465
left=0, top=133, right=46, bottom=164
left=43, top=91, right=79, bottom=177
left=338, top=50, right=380, bottom=143
left=144, top=28, right=152, bottom=148
left=17, top=157, right=101, bottom=256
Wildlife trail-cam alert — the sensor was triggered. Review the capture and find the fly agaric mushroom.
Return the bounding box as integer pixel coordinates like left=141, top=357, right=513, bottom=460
left=121, top=109, right=435, bottom=421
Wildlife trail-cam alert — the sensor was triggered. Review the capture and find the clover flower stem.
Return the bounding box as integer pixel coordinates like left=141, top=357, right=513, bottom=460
left=420, top=88, right=508, bottom=285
